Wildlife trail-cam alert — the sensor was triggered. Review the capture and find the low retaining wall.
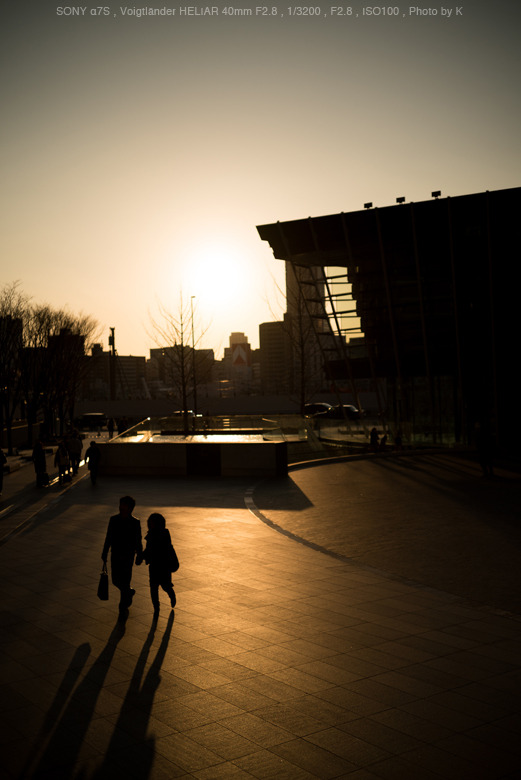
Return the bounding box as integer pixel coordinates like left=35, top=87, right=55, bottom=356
left=96, top=440, right=288, bottom=478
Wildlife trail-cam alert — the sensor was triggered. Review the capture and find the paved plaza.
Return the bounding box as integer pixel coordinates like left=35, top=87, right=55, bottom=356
left=1, top=452, right=521, bottom=778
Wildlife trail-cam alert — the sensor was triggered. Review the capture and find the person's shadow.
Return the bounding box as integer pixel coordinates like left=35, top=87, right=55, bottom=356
left=23, top=613, right=174, bottom=779
left=23, top=619, right=126, bottom=778
left=86, top=612, right=175, bottom=779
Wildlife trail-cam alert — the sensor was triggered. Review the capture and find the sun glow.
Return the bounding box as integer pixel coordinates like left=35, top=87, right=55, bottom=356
left=182, top=240, right=252, bottom=309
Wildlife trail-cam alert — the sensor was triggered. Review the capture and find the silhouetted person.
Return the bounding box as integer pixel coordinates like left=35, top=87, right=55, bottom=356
left=107, top=417, right=115, bottom=439
left=32, top=439, right=48, bottom=487
left=54, top=441, right=70, bottom=484
left=379, top=434, right=388, bottom=451
left=85, top=440, right=101, bottom=484
left=143, top=513, right=178, bottom=615
left=370, top=427, right=379, bottom=452
left=0, top=449, right=6, bottom=495
left=102, top=496, right=143, bottom=614
left=67, top=431, right=82, bottom=475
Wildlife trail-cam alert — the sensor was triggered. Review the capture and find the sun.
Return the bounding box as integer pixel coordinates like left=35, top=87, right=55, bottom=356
left=182, top=240, right=251, bottom=309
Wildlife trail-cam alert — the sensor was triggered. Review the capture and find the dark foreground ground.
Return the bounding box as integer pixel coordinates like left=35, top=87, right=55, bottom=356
left=0, top=452, right=520, bottom=778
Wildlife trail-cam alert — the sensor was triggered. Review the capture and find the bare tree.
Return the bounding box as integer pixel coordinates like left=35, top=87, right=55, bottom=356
left=266, top=265, right=325, bottom=414
left=149, top=296, right=211, bottom=435
left=44, top=310, right=100, bottom=437
left=0, top=283, right=100, bottom=448
left=19, top=305, right=100, bottom=442
left=0, top=283, right=29, bottom=452
left=19, top=304, right=54, bottom=446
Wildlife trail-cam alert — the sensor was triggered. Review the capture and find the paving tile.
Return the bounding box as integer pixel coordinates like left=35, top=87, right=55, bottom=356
left=399, top=742, right=498, bottom=779
left=198, top=656, right=257, bottom=681
left=338, top=715, right=426, bottom=754
left=238, top=673, right=307, bottom=702
left=434, top=732, right=519, bottom=777
left=169, top=664, right=233, bottom=689
left=185, top=721, right=257, bottom=760
left=194, top=761, right=257, bottom=778
left=270, top=737, right=359, bottom=777
left=178, top=690, right=245, bottom=719
left=250, top=702, right=327, bottom=736
left=234, top=748, right=318, bottom=778
left=289, top=693, right=360, bottom=726
left=369, top=670, right=446, bottom=698
left=218, top=711, right=294, bottom=747
left=344, top=678, right=418, bottom=708
left=305, top=725, right=392, bottom=766
left=268, top=666, right=335, bottom=695
left=155, top=730, right=223, bottom=772
left=370, top=707, right=454, bottom=743
left=400, top=698, right=483, bottom=732
left=346, top=646, right=411, bottom=671
left=294, top=658, right=363, bottom=685
left=212, top=681, right=277, bottom=711
left=314, top=686, right=390, bottom=716
left=366, top=753, right=447, bottom=779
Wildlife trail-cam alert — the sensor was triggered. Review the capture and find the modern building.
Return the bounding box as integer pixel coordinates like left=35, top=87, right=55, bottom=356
left=219, top=333, right=255, bottom=394
left=82, top=344, right=147, bottom=400
left=258, top=321, right=292, bottom=394
left=257, top=187, right=521, bottom=449
left=148, top=346, right=215, bottom=399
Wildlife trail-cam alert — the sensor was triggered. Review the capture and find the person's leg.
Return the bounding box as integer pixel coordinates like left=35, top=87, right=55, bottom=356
left=112, top=559, right=134, bottom=610
left=160, top=577, right=176, bottom=608
left=150, top=579, right=160, bottom=612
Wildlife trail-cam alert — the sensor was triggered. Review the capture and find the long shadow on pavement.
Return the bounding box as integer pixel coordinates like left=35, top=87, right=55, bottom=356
left=22, top=612, right=174, bottom=779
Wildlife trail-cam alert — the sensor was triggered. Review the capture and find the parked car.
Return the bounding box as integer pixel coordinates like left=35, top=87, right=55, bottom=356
left=316, top=404, right=361, bottom=420
left=304, top=402, right=334, bottom=417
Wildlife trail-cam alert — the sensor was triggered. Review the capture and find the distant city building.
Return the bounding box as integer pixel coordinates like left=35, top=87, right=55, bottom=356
left=259, top=321, right=292, bottom=394
left=220, top=332, right=254, bottom=394
left=148, top=345, right=215, bottom=400
left=82, top=344, right=146, bottom=400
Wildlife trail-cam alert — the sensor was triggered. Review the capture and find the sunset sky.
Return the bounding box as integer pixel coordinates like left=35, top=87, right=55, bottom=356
left=2, top=2, right=520, bottom=357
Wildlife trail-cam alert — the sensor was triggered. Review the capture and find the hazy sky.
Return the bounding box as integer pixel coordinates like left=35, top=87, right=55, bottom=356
left=2, top=2, right=520, bottom=357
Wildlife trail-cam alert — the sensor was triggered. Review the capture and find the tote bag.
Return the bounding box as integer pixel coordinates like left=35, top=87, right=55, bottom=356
left=97, top=562, right=109, bottom=600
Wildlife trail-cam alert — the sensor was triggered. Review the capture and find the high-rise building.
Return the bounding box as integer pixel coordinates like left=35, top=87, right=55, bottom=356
left=258, top=186, right=521, bottom=448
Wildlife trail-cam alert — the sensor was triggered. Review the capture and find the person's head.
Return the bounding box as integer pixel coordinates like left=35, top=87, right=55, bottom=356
left=119, top=495, right=136, bottom=516
left=147, top=512, right=166, bottom=531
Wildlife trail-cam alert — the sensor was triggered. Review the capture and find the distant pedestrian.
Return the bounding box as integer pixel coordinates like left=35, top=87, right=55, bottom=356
left=0, top=449, right=6, bottom=495
left=107, top=417, right=115, bottom=439
left=101, top=496, right=143, bottom=614
left=66, top=431, right=82, bottom=475
left=370, top=427, right=379, bottom=452
left=32, top=440, right=48, bottom=487
left=379, top=434, right=388, bottom=452
left=85, top=440, right=101, bottom=484
left=54, top=441, right=70, bottom=484
left=143, top=513, right=178, bottom=615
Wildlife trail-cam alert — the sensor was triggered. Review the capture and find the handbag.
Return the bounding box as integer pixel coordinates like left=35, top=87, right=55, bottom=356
left=97, top=562, right=109, bottom=600
left=169, top=546, right=180, bottom=573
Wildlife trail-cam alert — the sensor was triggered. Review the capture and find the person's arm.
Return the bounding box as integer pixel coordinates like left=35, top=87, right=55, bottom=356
left=134, top=519, right=144, bottom=564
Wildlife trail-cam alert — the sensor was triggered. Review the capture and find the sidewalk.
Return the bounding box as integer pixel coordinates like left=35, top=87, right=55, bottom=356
left=1, top=462, right=520, bottom=778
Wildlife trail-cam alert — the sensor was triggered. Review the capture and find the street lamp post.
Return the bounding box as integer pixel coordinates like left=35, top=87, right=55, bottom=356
left=191, top=296, right=197, bottom=419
